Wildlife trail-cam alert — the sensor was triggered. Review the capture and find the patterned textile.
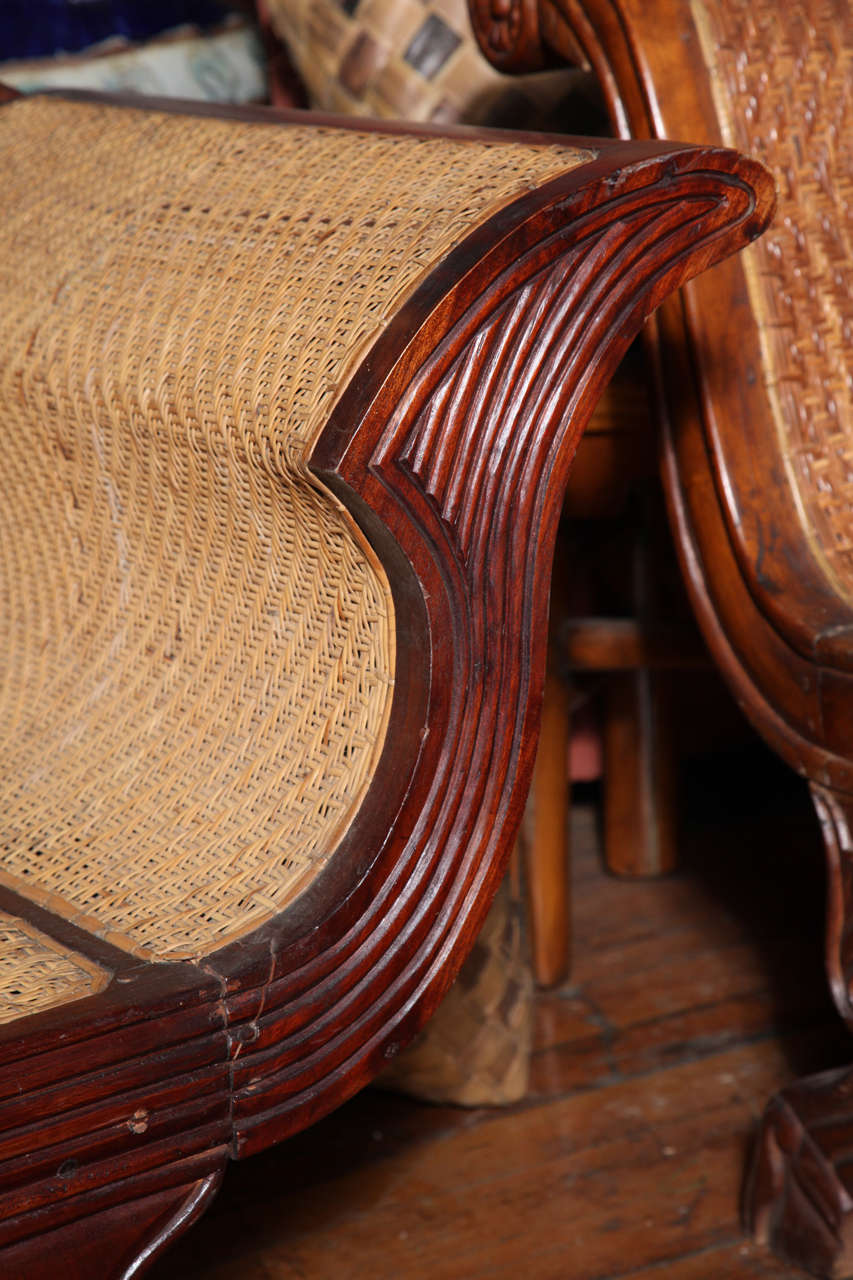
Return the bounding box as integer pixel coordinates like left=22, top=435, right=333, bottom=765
left=0, top=0, right=230, bottom=60
left=0, top=21, right=266, bottom=103
left=264, top=0, right=588, bottom=126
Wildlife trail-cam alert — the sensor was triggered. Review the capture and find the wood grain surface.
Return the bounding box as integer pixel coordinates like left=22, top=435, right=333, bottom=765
left=151, top=743, right=847, bottom=1279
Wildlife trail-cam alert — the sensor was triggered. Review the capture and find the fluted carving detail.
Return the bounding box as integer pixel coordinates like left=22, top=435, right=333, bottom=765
left=227, top=153, right=770, bottom=1154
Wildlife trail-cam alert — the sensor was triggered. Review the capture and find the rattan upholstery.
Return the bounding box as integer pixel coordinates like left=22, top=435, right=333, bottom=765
left=0, top=95, right=589, bottom=964
left=693, top=0, right=853, bottom=591
left=0, top=912, right=106, bottom=1024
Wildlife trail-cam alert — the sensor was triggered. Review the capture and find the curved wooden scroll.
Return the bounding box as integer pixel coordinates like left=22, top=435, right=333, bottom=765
left=467, top=0, right=552, bottom=72
left=0, top=90, right=772, bottom=1276
left=222, top=140, right=772, bottom=1157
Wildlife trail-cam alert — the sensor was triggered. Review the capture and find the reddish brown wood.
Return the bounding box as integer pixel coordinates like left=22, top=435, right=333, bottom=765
left=230, top=134, right=772, bottom=1160
left=467, top=0, right=558, bottom=73
left=603, top=668, right=677, bottom=877
left=522, top=537, right=572, bottom=987
left=749, top=1067, right=853, bottom=1280
left=2, top=1173, right=222, bottom=1280
left=0, top=88, right=772, bottom=1276
left=600, top=498, right=680, bottom=878
left=467, top=0, right=853, bottom=753
left=467, top=0, right=853, bottom=1272
left=525, top=666, right=572, bottom=986
left=812, top=786, right=853, bottom=1033
left=525, top=316, right=693, bottom=973
left=150, top=762, right=838, bottom=1279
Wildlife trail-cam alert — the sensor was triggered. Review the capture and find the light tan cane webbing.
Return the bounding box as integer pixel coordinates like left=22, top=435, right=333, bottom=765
left=0, top=96, right=589, bottom=961
left=0, top=912, right=107, bottom=1025
left=693, top=0, right=853, bottom=593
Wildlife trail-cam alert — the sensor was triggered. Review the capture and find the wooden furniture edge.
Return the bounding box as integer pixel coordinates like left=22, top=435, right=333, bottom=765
left=467, top=0, right=853, bottom=678
left=0, top=89, right=773, bottom=1271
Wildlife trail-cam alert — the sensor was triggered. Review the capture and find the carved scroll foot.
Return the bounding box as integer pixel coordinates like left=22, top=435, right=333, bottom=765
left=747, top=785, right=853, bottom=1277
left=748, top=1066, right=853, bottom=1278
left=1, top=1173, right=222, bottom=1280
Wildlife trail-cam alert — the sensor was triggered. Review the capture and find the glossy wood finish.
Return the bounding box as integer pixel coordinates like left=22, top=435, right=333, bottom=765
left=0, top=86, right=771, bottom=1275
left=151, top=749, right=847, bottom=1279
left=522, top=561, right=572, bottom=986
left=466, top=0, right=851, bottom=775
left=4, top=1175, right=222, bottom=1280
left=467, top=1, right=853, bottom=1273
left=603, top=669, right=674, bottom=877
left=600, top=499, right=678, bottom=879
left=534, top=317, right=708, bottom=969
left=748, top=825, right=853, bottom=1280
left=749, top=1061, right=853, bottom=1280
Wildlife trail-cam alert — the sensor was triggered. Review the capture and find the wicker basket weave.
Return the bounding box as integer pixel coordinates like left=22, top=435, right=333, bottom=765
left=0, top=912, right=107, bottom=1025
left=258, top=0, right=570, bottom=1107
left=692, top=0, right=853, bottom=593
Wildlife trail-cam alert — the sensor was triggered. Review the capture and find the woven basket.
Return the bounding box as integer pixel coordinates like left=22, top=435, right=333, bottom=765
left=692, top=0, right=853, bottom=595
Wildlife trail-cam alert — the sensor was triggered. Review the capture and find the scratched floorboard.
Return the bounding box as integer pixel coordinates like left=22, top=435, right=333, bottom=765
left=153, top=743, right=850, bottom=1279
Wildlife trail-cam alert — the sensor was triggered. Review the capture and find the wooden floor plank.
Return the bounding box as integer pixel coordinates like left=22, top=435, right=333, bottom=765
left=152, top=747, right=849, bottom=1279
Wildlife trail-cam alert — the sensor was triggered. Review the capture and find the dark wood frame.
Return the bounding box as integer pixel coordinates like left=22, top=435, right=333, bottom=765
left=0, top=85, right=771, bottom=1277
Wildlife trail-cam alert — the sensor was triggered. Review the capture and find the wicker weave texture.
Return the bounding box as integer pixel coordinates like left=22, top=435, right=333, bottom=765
left=0, top=912, right=106, bottom=1025
left=0, top=97, right=588, bottom=961
left=693, top=0, right=853, bottom=590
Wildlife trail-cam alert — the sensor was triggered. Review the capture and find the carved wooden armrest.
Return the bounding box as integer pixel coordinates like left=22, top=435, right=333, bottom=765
left=0, top=86, right=771, bottom=1277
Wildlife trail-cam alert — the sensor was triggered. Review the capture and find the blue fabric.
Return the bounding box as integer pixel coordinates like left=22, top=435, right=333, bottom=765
left=1, top=1, right=231, bottom=62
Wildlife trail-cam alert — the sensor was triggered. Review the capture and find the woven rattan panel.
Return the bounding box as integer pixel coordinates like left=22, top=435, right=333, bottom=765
left=0, top=912, right=107, bottom=1025
left=0, top=96, right=589, bottom=960
left=693, top=0, right=853, bottom=591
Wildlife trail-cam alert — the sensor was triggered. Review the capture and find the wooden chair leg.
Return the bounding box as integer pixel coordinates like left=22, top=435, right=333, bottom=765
left=523, top=663, right=571, bottom=988
left=603, top=667, right=677, bottom=877
left=747, top=784, right=853, bottom=1278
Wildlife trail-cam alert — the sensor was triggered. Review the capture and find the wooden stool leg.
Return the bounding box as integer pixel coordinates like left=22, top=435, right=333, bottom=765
left=523, top=663, right=572, bottom=988
left=603, top=667, right=677, bottom=877
left=747, top=784, right=853, bottom=1277
left=602, top=491, right=681, bottom=880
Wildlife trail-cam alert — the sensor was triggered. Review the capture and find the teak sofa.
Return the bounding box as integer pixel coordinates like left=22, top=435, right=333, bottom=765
left=0, top=84, right=770, bottom=1276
